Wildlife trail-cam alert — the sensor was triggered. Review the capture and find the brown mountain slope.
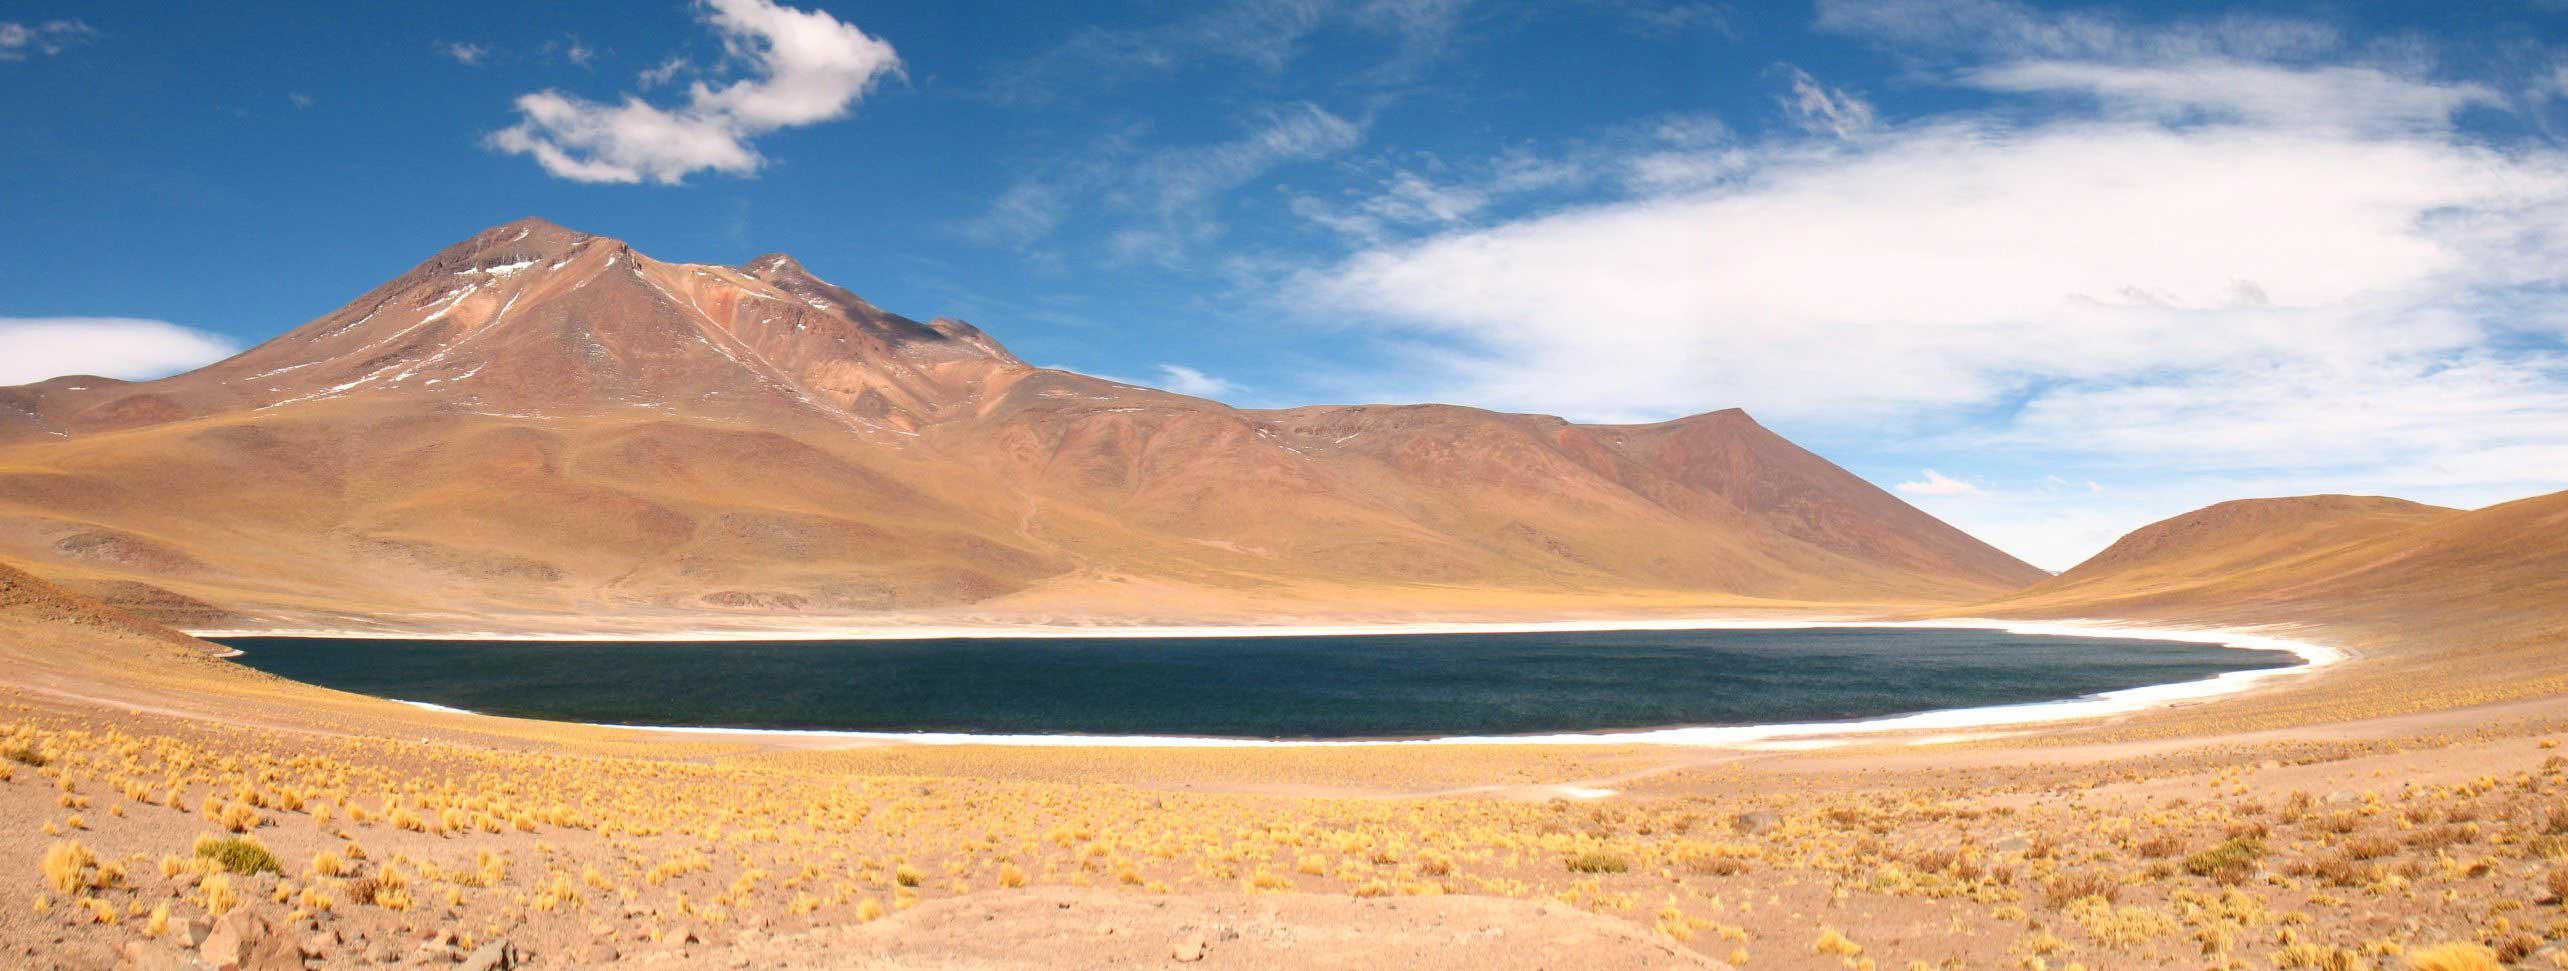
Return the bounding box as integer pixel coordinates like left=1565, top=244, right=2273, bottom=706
left=1958, top=490, right=2568, bottom=726
left=0, top=218, right=2041, bottom=629
left=1982, top=495, right=2462, bottom=616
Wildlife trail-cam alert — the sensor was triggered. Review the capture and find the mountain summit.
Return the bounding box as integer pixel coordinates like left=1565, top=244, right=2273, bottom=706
left=5, top=218, right=1022, bottom=439
left=0, top=219, right=2042, bottom=627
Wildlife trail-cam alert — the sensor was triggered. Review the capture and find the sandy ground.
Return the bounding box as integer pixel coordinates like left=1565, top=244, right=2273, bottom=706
left=5, top=601, right=2565, bottom=970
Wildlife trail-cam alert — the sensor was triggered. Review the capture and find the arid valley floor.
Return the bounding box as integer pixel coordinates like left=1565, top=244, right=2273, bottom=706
left=4, top=222, right=2565, bottom=970
left=6, top=485, right=2568, bottom=971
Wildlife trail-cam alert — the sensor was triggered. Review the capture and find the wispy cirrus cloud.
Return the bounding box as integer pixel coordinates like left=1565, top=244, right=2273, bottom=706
left=0, top=318, right=238, bottom=386
left=982, top=0, right=1472, bottom=105
left=967, top=103, right=1364, bottom=263
left=487, top=0, right=902, bottom=185
left=1896, top=469, right=1986, bottom=496
left=1153, top=364, right=1241, bottom=398
left=1776, top=66, right=1878, bottom=139
left=0, top=18, right=94, bottom=61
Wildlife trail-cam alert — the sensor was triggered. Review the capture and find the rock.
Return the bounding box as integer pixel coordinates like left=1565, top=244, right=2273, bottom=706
left=2326, top=790, right=2360, bottom=804
left=179, top=917, right=216, bottom=949
left=117, top=941, right=185, bottom=971
left=301, top=929, right=340, bottom=959
left=575, top=942, right=620, bottom=964
left=244, top=933, right=307, bottom=971
left=458, top=939, right=512, bottom=971
left=1173, top=934, right=1208, bottom=963
left=368, top=941, right=403, bottom=964
left=199, top=910, right=259, bottom=970
left=197, top=909, right=305, bottom=971
left=1731, top=811, right=1782, bottom=835
left=1990, top=835, right=2033, bottom=854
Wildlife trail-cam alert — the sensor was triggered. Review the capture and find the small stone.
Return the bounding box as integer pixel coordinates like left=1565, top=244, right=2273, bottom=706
left=458, top=939, right=512, bottom=971
left=118, top=941, right=185, bottom=971
left=179, top=917, right=217, bottom=949
left=1172, top=934, right=1208, bottom=963
left=2326, top=790, right=2361, bottom=804
left=1731, top=811, right=1782, bottom=835
left=199, top=910, right=261, bottom=970
left=576, top=942, right=620, bottom=964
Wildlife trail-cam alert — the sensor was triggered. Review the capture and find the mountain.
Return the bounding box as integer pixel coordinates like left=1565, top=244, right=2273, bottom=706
left=1968, top=490, right=2568, bottom=645
left=0, top=218, right=2042, bottom=629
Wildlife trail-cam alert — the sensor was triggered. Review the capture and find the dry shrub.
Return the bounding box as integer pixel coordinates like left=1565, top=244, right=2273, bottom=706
left=2406, top=943, right=2499, bottom=971
left=1566, top=851, right=1629, bottom=874
left=2183, top=838, right=2265, bottom=885
left=1815, top=928, right=1863, bottom=956
left=2341, top=836, right=2397, bottom=861
left=40, top=841, right=112, bottom=895
left=2312, top=856, right=2381, bottom=888
left=2044, top=870, right=2120, bottom=908
left=193, top=834, right=280, bottom=876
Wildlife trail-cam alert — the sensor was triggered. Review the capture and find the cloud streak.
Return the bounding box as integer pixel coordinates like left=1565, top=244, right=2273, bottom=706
left=1154, top=364, right=1241, bottom=398
left=968, top=103, right=1364, bottom=262
left=0, top=318, right=239, bottom=386
left=1896, top=469, right=1985, bottom=496
left=488, top=0, right=902, bottom=185
left=0, top=19, right=94, bottom=61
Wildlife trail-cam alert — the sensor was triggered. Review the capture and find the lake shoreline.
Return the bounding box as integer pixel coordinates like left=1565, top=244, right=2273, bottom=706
left=215, top=618, right=2342, bottom=749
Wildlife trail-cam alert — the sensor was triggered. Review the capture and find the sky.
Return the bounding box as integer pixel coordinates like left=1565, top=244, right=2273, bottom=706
left=7, top=0, right=2568, bottom=570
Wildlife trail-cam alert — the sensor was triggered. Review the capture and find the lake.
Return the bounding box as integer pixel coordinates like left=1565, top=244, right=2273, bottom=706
left=216, top=626, right=2300, bottom=741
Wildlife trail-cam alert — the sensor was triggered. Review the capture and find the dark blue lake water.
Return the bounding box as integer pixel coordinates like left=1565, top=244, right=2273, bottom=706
left=216, top=627, right=2296, bottom=740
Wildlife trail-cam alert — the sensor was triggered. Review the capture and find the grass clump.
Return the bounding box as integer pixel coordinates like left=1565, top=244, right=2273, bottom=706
left=1566, top=851, right=1630, bottom=874
left=193, top=834, right=281, bottom=876
left=2405, top=943, right=2499, bottom=971
left=41, top=841, right=116, bottom=895
left=2182, top=837, right=2265, bottom=885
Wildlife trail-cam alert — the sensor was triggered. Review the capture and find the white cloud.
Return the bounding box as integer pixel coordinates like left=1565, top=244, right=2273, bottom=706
left=1154, top=364, right=1241, bottom=398
left=1291, top=149, right=1593, bottom=243
left=0, top=18, right=95, bottom=60
left=441, top=42, right=489, bottom=66
left=0, top=318, right=238, bottom=386
left=1896, top=469, right=1985, bottom=496
left=971, top=103, right=1362, bottom=260
left=1815, top=0, right=2342, bottom=64
left=638, top=57, right=693, bottom=88
left=1966, top=60, right=2497, bottom=132
left=984, top=0, right=1466, bottom=105
left=1299, top=52, right=2568, bottom=564
left=488, top=0, right=902, bottom=185
left=288, top=92, right=315, bottom=109
left=1777, top=66, right=1877, bottom=139
left=0, top=19, right=94, bottom=60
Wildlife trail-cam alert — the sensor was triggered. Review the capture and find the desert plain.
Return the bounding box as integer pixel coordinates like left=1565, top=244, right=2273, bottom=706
left=1, top=222, right=2564, bottom=971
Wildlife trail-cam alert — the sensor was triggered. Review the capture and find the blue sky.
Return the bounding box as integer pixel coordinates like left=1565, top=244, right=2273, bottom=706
left=8, top=0, right=2568, bottom=569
